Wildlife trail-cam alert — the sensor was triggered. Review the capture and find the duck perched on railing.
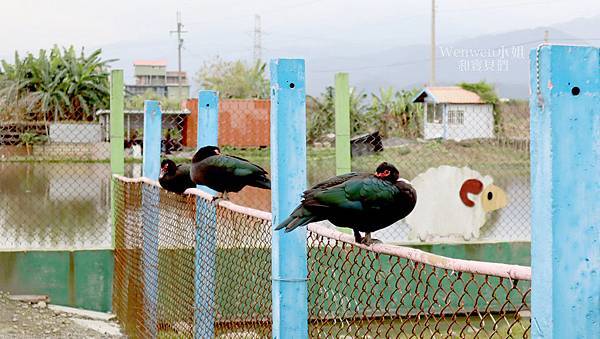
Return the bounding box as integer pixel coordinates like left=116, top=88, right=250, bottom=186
left=275, top=162, right=417, bottom=245
left=190, top=146, right=271, bottom=200
left=158, top=159, right=195, bottom=194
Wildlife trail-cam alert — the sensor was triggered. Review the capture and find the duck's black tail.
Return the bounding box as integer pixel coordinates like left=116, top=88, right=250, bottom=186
left=249, top=175, right=271, bottom=190
left=274, top=206, right=317, bottom=232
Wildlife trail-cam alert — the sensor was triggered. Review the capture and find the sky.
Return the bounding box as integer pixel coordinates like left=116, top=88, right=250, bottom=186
left=1, top=0, right=599, bottom=86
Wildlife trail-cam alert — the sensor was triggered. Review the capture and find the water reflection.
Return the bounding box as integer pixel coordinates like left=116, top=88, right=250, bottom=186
left=0, top=162, right=140, bottom=249
left=0, top=158, right=530, bottom=249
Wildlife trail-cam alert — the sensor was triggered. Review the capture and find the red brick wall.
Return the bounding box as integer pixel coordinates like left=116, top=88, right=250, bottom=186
left=182, top=99, right=270, bottom=148
left=182, top=99, right=198, bottom=147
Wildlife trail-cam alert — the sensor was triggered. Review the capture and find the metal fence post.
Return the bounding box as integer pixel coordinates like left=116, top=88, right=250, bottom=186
left=335, top=72, right=351, bottom=175
left=194, top=90, right=219, bottom=338
left=110, top=69, right=124, bottom=249
left=530, top=45, right=599, bottom=338
left=141, top=100, right=162, bottom=338
left=270, top=59, right=309, bottom=338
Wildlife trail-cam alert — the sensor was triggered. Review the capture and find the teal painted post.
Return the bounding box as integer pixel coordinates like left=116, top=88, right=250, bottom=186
left=141, top=100, right=162, bottom=338
left=335, top=72, right=351, bottom=175
left=143, top=100, right=162, bottom=180
left=530, top=45, right=599, bottom=338
left=194, top=90, right=219, bottom=338
left=270, top=59, right=309, bottom=338
left=110, top=70, right=124, bottom=249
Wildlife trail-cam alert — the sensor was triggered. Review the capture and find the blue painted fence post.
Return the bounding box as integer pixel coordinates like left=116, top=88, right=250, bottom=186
left=530, top=45, right=599, bottom=338
left=194, top=90, right=219, bottom=338
left=141, top=100, right=162, bottom=338
left=270, top=59, right=309, bottom=338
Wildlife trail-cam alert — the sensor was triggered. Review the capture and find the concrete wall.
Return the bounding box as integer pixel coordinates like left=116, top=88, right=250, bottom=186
left=0, top=242, right=529, bottom=314
left=133, top=65, right=166, bottom=77
left=0, top=250, right=113, bottom=312
left=166, top=85, right=190, bottom=100
left=424, top=104, right=494, bottom=141
left=33, top=142, right=110, bottom=160
left=49, top=123, right=103, bottom=143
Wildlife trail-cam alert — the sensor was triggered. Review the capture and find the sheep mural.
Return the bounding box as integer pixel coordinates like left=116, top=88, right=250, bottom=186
left=405, top=165, right=508, bottom=241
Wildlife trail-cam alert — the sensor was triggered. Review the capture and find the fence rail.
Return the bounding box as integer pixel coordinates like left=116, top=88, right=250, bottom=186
left=112, top=175, right=531, bottom=338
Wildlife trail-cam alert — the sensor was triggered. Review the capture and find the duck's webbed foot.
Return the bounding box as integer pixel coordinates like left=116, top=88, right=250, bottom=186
left=360, top=232, right=382, bottom=246
left=212, top=192, right=227, bottom=202
left=353, top=229, right=363, bottom=243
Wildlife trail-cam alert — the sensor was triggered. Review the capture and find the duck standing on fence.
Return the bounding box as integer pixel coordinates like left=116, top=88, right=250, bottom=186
left=275, top=162, right=417, bottom=245
left=190, top=146, right=271, bottom=200
left=159, top=159, right=196, bottom=194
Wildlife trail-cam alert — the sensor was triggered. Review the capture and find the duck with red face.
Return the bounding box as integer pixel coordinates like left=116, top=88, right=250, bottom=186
left=275, top=162, right=417, bottom=245
left=158, top=159, right=195, bottom=194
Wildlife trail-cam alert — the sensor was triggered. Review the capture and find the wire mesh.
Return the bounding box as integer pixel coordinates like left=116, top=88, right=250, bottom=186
left=0, top=112, right=113, bottom=250
left=112, top=177, right=272, bottom=338
left=0, top=109, right=190, bottom=250
left=307, top=227, right=531, bottom=338
left=113, top=179, right=144, bottom=336
left=342, top=97, right=530, bottom=243
left=113, top=176, right=531, bottom=339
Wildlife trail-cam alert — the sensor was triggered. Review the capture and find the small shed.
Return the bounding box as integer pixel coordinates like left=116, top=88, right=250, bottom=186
left=95, top=109, right=190, bottom=144
left=413, top=86, right=494, bottom=141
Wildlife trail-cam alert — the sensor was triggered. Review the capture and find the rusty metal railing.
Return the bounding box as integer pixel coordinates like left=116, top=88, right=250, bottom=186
left=112, top=175, right=531, bottom=338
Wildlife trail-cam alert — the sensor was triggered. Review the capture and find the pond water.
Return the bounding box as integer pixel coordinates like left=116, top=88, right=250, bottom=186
left=0, top=162, right=141, bottom=249
left=0, top=160, right=530, bottom=250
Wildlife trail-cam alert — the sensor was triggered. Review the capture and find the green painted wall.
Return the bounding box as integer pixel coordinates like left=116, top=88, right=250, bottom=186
left=406, top=241, right=531, bottom=266
left=135, top=242, right=530, bottom=324
left=0, top=242, right=530, bottom=316
left=0, top=250, right=113, bottom=312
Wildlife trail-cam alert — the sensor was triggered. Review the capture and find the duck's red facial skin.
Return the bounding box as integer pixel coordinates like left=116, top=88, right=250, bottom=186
left=460, top=178, right=484, bottom=207
left=375, top=169, right=391, bottom=178
left=160, top=164, right=172, bottom=178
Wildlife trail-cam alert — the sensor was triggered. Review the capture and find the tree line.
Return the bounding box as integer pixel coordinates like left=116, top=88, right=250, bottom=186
left=1, top=48, right=503, bottom=143
left=196, top=58, right=425, bottom=143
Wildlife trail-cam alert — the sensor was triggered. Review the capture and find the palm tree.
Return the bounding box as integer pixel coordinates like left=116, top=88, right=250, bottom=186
left=370, top=87, right=396, bottom=138
left=369, top=87, right=423, bottom=138
left=394, top=89, right=423, bottom=138
left=0, top=46, right=112, bottom=123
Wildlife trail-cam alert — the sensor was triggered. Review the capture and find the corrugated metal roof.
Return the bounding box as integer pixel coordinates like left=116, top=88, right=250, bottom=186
left=95, top=109, right=190, bottom=116
left=413, top=86, right=484, bottom=104
left=133, top=60, right=167, bottom=66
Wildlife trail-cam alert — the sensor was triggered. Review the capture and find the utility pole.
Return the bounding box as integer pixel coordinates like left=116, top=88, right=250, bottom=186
left=430, top=0, right=436, bottom=86
left=170, top=11, right=187, bottom=101
left=253, top=14, right=262, bottom=63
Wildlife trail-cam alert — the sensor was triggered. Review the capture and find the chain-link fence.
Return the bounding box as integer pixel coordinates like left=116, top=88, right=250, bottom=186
left=209, top=94, right=530, bottom=244
left=0, top=112, right=113, bottom=250
left=0, top=108, right=189, bottom=250
left=307, top=224, right=531, bottom=338
left=113, top=176, right=272, bottom=338
left=318, top=89, right=530, bottom=243
left=112, top=176, right=531, bottom=338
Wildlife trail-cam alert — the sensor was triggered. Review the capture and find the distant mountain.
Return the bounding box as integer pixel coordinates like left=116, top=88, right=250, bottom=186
left=100, top=15, right=600, bottom=99
left=308, top=15, right=599, bottom=98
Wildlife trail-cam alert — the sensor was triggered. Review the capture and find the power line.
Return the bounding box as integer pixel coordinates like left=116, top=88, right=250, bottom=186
left=170, top=11, right=188, bottom=101
left=431, top=0, right=436, bottom=86
left=313, top=58, right=433, bottom=73
left=253, top=14, right=262, bottom=63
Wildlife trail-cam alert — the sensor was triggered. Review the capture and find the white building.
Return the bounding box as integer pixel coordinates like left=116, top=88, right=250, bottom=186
left=413, top=86, right=495, bottom=141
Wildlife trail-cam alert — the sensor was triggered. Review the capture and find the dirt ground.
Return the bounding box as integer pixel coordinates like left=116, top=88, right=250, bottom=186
left=0, top=291, right=124, bottom=338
